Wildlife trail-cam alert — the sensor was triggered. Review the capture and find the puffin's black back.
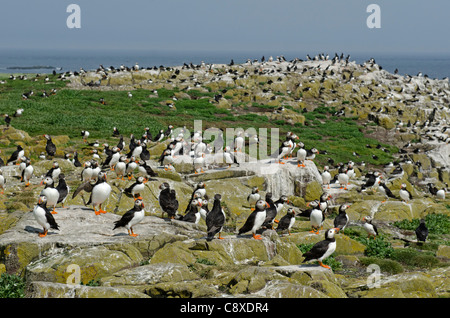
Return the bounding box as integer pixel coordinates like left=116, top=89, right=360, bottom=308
left=206, top=195, right=225, bottom=240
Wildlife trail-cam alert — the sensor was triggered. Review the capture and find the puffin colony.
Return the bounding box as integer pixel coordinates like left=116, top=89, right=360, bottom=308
left=0, top=53, right=449, bottom=271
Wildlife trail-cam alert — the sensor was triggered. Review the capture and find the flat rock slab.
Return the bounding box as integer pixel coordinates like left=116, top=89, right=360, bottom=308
left=0, top=205, right=205, bottom=246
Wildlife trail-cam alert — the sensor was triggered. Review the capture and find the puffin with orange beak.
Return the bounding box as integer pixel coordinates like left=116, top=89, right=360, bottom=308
left=238, top=199, right=269, bottom=240
left=302, top=228, right=339, bottom=269
left=124, top=176, right=148, bottom=201
left=113, top=199, right=145, bottom=237
left=87, top=171, right=111, bottom=215
left=33, top=195, right=59, bottom=238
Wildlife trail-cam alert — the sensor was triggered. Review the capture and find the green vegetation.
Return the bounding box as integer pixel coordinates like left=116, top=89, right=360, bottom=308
left=393, top=213, right=450, bottom=235
left=0, top=72, right=395, bottom=166
left=0, top=273, right=26, bottom=298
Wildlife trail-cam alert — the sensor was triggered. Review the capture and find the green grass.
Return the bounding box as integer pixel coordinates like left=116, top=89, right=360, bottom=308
left=0, top=73, right=396, bottom=166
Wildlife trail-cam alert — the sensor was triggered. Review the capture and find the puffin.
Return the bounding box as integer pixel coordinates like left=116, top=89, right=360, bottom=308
left=0, top=168, right=5, bottom=194
left=399, top=183, right=413, bottom=203
left=302, top=228, right=339, bottom=269
left=276, top=207, right=296, bottom=235
left=32, top=195, right=59, bottom=238
left=125, top=156, right=138, bottom=179
left=158, top=182, right=179, bottom=219
left=333, top=204, right=350, bottom=231
left=199, top=195, right=210, bottom=220
left=247, top=186, right=261, bottom=210
left=7, top=145, right=24, bottom=165
left=44, top=134, right=56, bottom=157
left=415, top=219, right=428, bottom=244
left=22, top=158, right=34, bottom=187
left=238, top=199, right=269, bottom=240
left=114, top=156, right=128, bottom=180
left=55, top=173, right=69, bottom=208
left=40, top=176, right=60, bottom=214
left=160, top=149, right=174, bottom=171
left=81, top=161, right=93, bottom=182
left=138, top=159, right=158, bottom=178
left=362, top=216, right=378, bottom=239
left=81, top=130, right=90, bottom=143
left=262, top=192, right=278, bottom=229
left=206, top=194, right=226, bottom=241
left=223, top=146, right=239, bottom=168
left=378, top=181, right=397, bottom=203
left=296, top=142, right=307, bottom=167
left=179, top=197, right=203, bottom=224
left=360, top=172, right=382, bottom=191
left=338, top=168, right=349, bottom=190
left=87, top=171, right=112, bottom=215
left=153, top=129, right=165, bottom=143
left=4, top=114, right=11, bottom=127
left=112, top=127, right=120, bottom=137
left=305, top=148, right=319, bottom=161
left=193, top=153, right=205, bottom=174
left=275, top=140, right=291, bottom=164
left=427, top=183, right=446, bottom=200
left=124, top=176, right=147, bottom=200
left=309, top=205, right=324, bottom=235
left=321, top=166, right=332, bottom=189
left=45, top=161, right=61, bottom=181
left=164, top=125, right=174, bottom=138
left=72, top=151, right=82, bottom=167
left=274, top=195, right=289, bottom=213
left=234, top=131, right=244, bottom=153
left=113, top=199, right=145, bottom=237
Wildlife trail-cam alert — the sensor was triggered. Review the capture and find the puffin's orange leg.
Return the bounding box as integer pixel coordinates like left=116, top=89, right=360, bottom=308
left=252, top=233, right=262, bottom=240
left=318, top=261, right=331, bottom=269
left=39, top=229, right=48, bottom=237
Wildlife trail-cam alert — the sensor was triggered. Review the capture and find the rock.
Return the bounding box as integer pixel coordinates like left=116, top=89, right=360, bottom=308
left=27, top=281, right=149, bottom=298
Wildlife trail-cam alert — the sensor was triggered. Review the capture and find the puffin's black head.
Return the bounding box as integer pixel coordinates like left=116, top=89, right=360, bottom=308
left=339, top=204, right=350, bottom=213
left=252, top=186, right=259, bottom=193
left=255, top=199, right=269, bottom=211
left=279, top=195, right=288, bottom=203
left=265, top=192, right=273, bottom=200
left=134, top=199, right=144, bottom=209
left=214, top=194, right=222, bottom=201
left=159, top=182, right=170, bottom=190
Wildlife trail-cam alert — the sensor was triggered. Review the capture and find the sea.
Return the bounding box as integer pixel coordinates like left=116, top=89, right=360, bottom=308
left=0, top=48, right=449, bottom=80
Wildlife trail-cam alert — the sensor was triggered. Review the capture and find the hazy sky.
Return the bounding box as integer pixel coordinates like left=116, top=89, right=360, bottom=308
left=1, top=0, right=450, bottom=54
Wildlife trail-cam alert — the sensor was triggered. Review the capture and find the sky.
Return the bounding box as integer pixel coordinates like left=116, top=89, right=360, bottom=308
left=1, top=0, right=450, bottom=55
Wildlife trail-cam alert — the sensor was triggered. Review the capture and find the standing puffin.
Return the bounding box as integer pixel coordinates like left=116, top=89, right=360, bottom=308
left=113, top=199, right=145, bottom=237
left=45, top=161, right=61, bottom=182
left=333, top=204, right=350, bottom=231
left=378, top=181, right=396, bottom=203
left=262, top=192, right=278, bottom=229
left=309, top=205, right=324, bottom=235
left=399, top=183, right=413, bottom=203
left=55, top=173, right=69, bottom=208
left=238, top=199, right=269, bottom=240
left=22, top=158, right=34, bottom=187
left=32, top=195, right=59, bottom=238
left=81, top=130, right=90, bottom=143
left=44, top=135, right=56, bottom=157
left=88, top=171, right=112, bottom=215
left=302, top=228, right=339, bottom=269
left=276, top=207, right=296, bottom=235
left=40, top=176, right=59, bottom=214
left=415, top=219, right=428, bottom=244
left=296, top=142, right=307, bottom=167
left=179, top=197, right=203, bottom=224
left=247, top=186, right=260, bottom=210
left=321, top=166, right=332, bottom=189
left=124, top=176, right=147, bottom=201
left=7, top=145, right=24, bottom=165
left=206, top=194, right=226, bottom=241
left=158, top=182, right=179, bottom=219
left=338, top=168, right=349, bottom=190
left=362, top=216, right=378, bottom=239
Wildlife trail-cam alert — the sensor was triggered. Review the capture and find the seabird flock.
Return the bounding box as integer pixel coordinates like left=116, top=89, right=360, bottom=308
left=1, top=52, right=449, bottom=269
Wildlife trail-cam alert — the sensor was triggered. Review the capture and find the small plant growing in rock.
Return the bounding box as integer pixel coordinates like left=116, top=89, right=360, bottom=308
left=0, top=273, right=26, bottom=298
